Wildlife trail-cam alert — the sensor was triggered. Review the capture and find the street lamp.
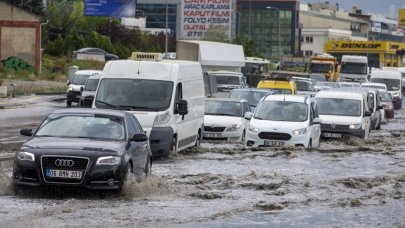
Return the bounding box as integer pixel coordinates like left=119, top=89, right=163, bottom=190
left=231, top=10, right=241, bottom=36
left=165, top=0, right=168, bottom=58
left=266, top=6, right=281, bottom=60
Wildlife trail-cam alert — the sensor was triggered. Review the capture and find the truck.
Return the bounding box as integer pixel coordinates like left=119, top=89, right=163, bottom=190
left=309, top=54, right=340, bottom=81
left=242, top=57, right=270, bottom=88
left=339, top=55, right=369, bottom=82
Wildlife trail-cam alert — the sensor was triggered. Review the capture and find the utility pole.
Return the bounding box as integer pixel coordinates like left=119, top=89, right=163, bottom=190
left=165, top=0, right=168, bottom=57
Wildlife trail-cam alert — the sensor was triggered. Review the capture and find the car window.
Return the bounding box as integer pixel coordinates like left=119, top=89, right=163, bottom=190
left=36, top=114, right=126, bottom=141
left=129, top=115, right=143, bottom=133
left=205, top=100, right=242, bottom=117
left=72, top=74, right=91, bottom=85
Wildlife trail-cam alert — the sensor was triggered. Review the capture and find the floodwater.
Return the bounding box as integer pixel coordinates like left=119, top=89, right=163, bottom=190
left=0, top=95, right=404, bottom=227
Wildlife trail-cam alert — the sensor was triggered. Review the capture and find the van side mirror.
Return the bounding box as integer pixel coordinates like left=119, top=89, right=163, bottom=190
left=364, top=110, right=372, bottom=117
left=244, top=112, right=253, bottom=120
left=80, top=86, right=84, bottom=92
left=176, top=99, right=188, bottom=116
left=66, top=79, right=70, bottom=85
left=20, top=128, right=33, bottom=136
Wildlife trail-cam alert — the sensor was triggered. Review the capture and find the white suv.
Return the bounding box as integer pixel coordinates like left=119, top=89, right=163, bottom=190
left=245, top=95, right=321, bottom=148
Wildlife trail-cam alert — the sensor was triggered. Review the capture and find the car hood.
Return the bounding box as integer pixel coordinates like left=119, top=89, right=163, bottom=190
left=204, top=115, right=244, bottom=127
left=319, top=115, right=362, bottom=125
left=250, top=118, right=307, bottom=132
left=22, top=137, right=125, bottom=155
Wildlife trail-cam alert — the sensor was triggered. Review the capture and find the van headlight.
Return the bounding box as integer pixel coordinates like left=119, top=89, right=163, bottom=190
left=392, top=92, right=400, bottom=97
left=96, top=156, right=120, bottom=165
left=153, top=111, right=171, bottom=126
left=67, top=87, right=73, bottom=92
left=349, top=123, right=362, bottom=129
left=226, top=123, right=242, bottom=132
left=17, top=151, right=35, bottom=161
left=292, top=128, right=306, bottom=136
left=249, top=126, right=259, bottom=133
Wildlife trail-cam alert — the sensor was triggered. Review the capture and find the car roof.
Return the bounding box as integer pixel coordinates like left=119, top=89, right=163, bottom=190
left=74, top=70, right=103, bottom=75
left=361, top=82, right=386, bottom=87
left=205, top=98, right=247, bottom=103
left=316, top=89, right=365, bottom=99
left=230, top=88, right=272, bottom=93
left=88, top=74, right=102, bottom=80
left=50, top=108, right=127, bottom=118
left=263, top=94, right=308, bottom=103
left=292, top=77, right=311, bottom=82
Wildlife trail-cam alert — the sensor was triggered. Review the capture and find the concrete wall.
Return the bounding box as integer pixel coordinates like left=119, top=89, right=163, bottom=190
left=0, top=1, right=41, bottom=72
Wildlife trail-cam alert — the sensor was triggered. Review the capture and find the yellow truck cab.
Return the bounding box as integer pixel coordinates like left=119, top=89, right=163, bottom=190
left=257, top=71, right=297, bottom=94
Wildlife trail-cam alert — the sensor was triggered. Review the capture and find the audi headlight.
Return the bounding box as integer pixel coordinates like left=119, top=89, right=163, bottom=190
left=17, top=152, right=35, bottom=161
left=153, top=111, right=171, bottom=126
left=349, top=123, right=362, bottom=129
left=96, top=156, right=120, bottom=165
left=226, top=123, right=242, bottom=132
left=249, top=126, right=259, bottom=133
left=292, top=128, right=307, bottom=136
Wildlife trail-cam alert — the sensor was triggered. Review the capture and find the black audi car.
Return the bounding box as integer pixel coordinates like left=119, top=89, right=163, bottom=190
left=13, top=108, right=152, bottom=191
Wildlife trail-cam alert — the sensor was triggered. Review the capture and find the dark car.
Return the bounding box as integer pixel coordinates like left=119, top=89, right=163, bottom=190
left=228, top=88, right=275, bottom=112
left=72, top=48, right=118, bottom=61
left=66, top=70, right=102, bottom=107
left=13, top=108, right=152, bottom=192
left=380, top=90, right=394, bottom=119
left=79, top=74, right=101, bottom=108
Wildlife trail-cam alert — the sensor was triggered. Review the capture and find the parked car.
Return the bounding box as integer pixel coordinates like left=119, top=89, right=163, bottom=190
left=245, top=95, right=321, bottom=148
left=314, top=81, right=340, bottom=91
left=315, top=90, right=371, bottom=139
left=379, top=90, right=394, bottom=119
left=228, top=88, right=275, bottom=112
left=13, top=108, right=152, bottom=192
left=293, top=77, right=317, bottom=97
left=73, top=48, right=118, bottom=61
left=370, top=70, right=403, bottom=109
left=79, top=73, right=101, bottom=108
left=338, top=82, right=361, bottom=88
left=203, top=98, right=251, bottom=142
left=361, top=82, right=387, bottom=91
left=67, top=70, right=102, bottom=107
left=364, top=88, right=383, bottom=130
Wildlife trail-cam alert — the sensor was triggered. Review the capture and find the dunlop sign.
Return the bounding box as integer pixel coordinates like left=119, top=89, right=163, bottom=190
left=339, top=43, right=381, bottom=49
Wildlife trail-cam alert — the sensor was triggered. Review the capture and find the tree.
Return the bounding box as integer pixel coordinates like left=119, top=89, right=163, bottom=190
left=202, top=25, right=230, bottom=43
left=46, top=0, right=82, bottom=37
left=232, top=36, right=259, bottom=57
left=6, top=0, right=45, bottom=15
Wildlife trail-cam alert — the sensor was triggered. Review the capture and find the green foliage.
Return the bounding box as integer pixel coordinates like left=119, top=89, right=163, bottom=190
left=87, top=32, right=116, bottom=54
left=203, top=25, right=229, bottom=43
left=6, top=0, right=45, bottom=15
left=233, top=36, right=259, bottom=57
left=65, top=29, right=86, bottom=56
left=44, top=35, right=65, bottom=56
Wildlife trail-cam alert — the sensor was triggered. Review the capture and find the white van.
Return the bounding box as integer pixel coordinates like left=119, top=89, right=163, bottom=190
left=93, top=53, right=205, bottom=156
left=370, top=70, right=402, bottom=109
left=315, top=90, right=372, bottom=139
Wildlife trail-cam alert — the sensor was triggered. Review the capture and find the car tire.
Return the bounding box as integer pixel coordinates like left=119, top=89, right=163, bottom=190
left=66, top=100, right=72, bottom=107
left=308, top=139, right=312, bottom=148
left=194, top=130, right=201, bottom=147
left=376, top=120, right=381, bottom=130
left=119, top=163, right=133, bottom=192
left=170, top=136, right=177, bottom=155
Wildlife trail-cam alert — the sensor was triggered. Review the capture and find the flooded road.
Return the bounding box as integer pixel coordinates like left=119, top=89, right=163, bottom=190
left=0, top=95, right=404, bottom=227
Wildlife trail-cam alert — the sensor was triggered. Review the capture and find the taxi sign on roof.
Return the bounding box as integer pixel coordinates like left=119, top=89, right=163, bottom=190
left=131, top=52, right=162, bottom=61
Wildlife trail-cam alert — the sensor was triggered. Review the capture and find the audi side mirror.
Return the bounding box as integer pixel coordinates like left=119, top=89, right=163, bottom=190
left=131, top=133, right=148, bottom=142
left=365, top=110, right=372, bottom=117
left=20, top=128, right=33, bottom=136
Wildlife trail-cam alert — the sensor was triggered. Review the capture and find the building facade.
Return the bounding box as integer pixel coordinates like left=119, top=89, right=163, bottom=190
left=236, top=0, right=299, bottom=60
left=0, top=1, right=42, bottom=72
left=301, top=28, right=351, bottom=57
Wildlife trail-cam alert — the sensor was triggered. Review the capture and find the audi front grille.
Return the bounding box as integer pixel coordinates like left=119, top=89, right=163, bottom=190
left=41, top=155, right=89, bottom=184
left=258, top=132, right=292, bottom=141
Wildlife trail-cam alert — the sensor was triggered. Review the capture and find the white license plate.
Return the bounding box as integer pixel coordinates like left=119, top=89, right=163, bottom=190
left=323, top=133, right=342, bottom=138
left=46, top=169, right=82, bottom=179
left=264, top=140, right=285, bottom=146
left=203, top=133, right=221, bottom=138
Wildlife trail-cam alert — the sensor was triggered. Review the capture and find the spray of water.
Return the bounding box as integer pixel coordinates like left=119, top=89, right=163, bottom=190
left=0, top=169, right=13, bottom=195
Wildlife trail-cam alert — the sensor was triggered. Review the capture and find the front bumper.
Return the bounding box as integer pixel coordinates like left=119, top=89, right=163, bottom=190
left=67, top=91, right=81, bottom=103
left=149, top=127, right=174, bottom=157
left=13, top=158, right=125, bottom=190
left=245, top=131, right=309, bottom=147
left=320, top=124, right=364, bottom=138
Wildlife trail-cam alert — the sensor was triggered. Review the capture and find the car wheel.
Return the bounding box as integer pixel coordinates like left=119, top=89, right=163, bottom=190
left=66, top=100, right=72, bottom=107
left=376, top=120, right=381, bottom=130
left=170, top=136, right=177, bottom=155
left=119, top=163, right=133, bottom=192
left=308, top=139, right=312, bottom=148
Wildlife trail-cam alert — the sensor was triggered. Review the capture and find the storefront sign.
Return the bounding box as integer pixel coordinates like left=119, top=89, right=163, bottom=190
left=180, top=0, right=232, bottom=39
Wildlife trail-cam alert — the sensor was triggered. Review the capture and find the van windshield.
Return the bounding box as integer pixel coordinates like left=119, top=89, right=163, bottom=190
left=295, top=80, right=314, bottom=91
left=316, top=98, right=361, bottom=116
left=72, top=74, right=91, bottom=85
left=216, top=75, right=240, bottom=85
left=95, top=78, right=173, bottom=111
left=341, top=63, right=368, bottom=74
left=310, top=63, right=332, bottom=73
left=370, top=78, right=400, bottom=91
left=255, top=101, right=308, bottom=122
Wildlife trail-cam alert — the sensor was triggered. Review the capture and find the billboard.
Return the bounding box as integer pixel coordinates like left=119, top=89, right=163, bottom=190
left=84, top=0, right=137, bottom=17
left=180, top=0, right=232, bottom=40
left=399, top=9, right=405, bottom=27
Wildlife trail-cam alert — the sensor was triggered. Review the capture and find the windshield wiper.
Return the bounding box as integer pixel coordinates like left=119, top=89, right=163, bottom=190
left=96, top=100, right=118, bottom=109
left=119, top=105, right=160, bottom=111
left=254, top=116, right=263, bottom=120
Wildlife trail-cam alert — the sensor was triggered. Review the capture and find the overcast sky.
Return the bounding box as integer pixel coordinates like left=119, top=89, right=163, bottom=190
left=303, top=0, right=405, bottom=18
